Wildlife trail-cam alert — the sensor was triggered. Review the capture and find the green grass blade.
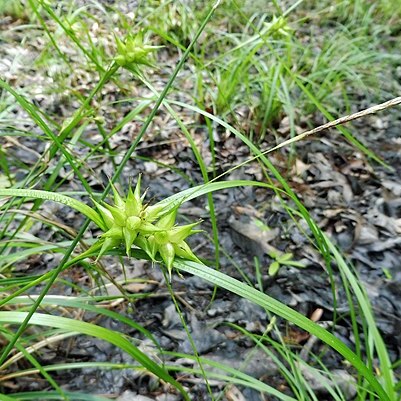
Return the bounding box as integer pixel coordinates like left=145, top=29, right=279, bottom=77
left=164, top=352, right=297, bottom=401
left=155, top=180, right=276, bottom=210
left=8, top=295, right=159, bottom=349
left=164, top=100, right=329, bottom=256
left=0, top=79, right=92, bottom=193
left=289, top=73, right=387, bottom=167
left=0, top=312, right=190, bottom=401
left=0, top=189, right=105, bottom=231
left=326, top=236, right=395, bottom=399
left=173, top=259, right=391, bottom=401
left=0, top=242, right=69, bottom=271
left=0, top=394, right=20, bottom=401
left=37, top=0, right=105, bottom=73
left=3, top=392, right=110, bottom=401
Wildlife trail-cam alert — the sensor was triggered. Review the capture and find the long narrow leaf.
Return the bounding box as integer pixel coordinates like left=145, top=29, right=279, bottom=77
left=3, top=392, right=109, bottom=401
left=0, top=312, right=189, bottom=401
left=155, top=180, right=276, bottom=211
left=0, top=189, right=105, bottom=231
left=173, top=259, right=390, bottom=401
left=8, top=296, right=159, bottom=349
left=326, top=236, right=395, bottom=399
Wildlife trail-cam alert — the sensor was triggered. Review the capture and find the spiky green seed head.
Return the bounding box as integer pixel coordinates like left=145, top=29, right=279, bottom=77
left=264, top=16, right=293, bottom=38
left=92, top=178, right=202, bottom=277
left=114, top=32, right=162, bottom=69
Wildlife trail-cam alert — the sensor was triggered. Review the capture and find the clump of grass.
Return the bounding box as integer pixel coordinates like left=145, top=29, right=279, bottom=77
left=187, top=0, right=396, bottom=152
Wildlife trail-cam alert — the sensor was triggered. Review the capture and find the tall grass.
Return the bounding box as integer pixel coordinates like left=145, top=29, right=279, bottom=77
left=0, top=1, right=400, bottom=400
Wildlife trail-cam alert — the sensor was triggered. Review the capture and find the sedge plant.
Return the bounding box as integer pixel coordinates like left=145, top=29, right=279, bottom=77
left=0, top=174, right=399, bottom=400
left=1, top=1, right=400, bottom=400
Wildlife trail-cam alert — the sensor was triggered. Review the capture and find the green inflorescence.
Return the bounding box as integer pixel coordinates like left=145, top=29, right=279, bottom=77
left=92, top=176, right=202, bottom=279
left=114, top=32, right=162, bottom=70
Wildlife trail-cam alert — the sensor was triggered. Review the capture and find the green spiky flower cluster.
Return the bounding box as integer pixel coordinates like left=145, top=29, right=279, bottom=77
left=114, top=32, right=162, bottom=70
left=264, top=16, right=293, bottom=38
left=92, top=177, right=202, bottom=278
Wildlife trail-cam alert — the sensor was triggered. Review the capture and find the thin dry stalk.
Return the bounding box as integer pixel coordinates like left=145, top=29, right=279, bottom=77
left=263, top=96, right=401, bottom=156
left=215, top=96, right=401, bottom=185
